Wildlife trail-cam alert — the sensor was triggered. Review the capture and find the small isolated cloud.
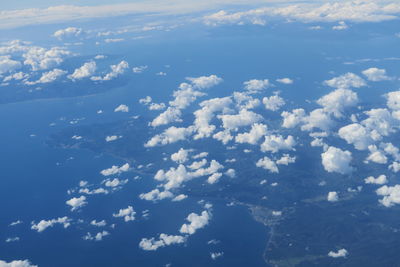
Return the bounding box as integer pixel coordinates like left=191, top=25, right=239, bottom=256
left=171, top=148, right=190, bottom=163
left=218, top=109, right=262, bottom=130
left=139, top=189, right=174, bottom=201
left=133, top=65, right=147, bottom=73
left=260, top=134, right=296, bottom=153
left=327, top=191, right=339, bottom=202
left=0, top=259, right=37, bottom=267
left=243, top=79, right=270, bottom=92
left=210, top=252, right=224, bottom=260
left=91, top=60, right=129, bottom=81
left=328, top=248, right=348, bottom=258
left=0, top=55, right=21, bottom=74
left=26, top=68, right=67, bottom=85
left=323, top=73, right=366, bottom=90
left=139, top=234, right=185, bottom=251
left=53, top=27, right=84, bottom=40
left=83, top=231, right=109, bottom=241
left=31, top=216, right=71, bottom=232
left=113, top=206, right=136, bottom=222
left=332, top=21, right=348, bottom=30
left=365, top=175, right=387, bottom=185
left=145, top=126, right=194, bottom=147
left=114, top=104, right=129, bottom=112
left=68, top=61, right=96, bottom=80
left=100, top=163, right=130, bottom=176
left=235, top=123, right=267, bottom=145
left=376, top=185, right=400, bottom=207
left=321, top=146, right=353, bottom=174
left=180, top=210, right=211, bottom=235
left=362, top=67, right=391, bottom=81
left=276, top=78, right=293, bottom=84
left=256, top=156, right=278, bottom=173
left=66, top=196, right=87, bottom=211
left=186, top=75, right=223, bottom=89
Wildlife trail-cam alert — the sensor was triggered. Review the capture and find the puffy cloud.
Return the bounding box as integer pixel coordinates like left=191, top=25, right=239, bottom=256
left=26, top=68, right=67, bottom=85
left=139, top=234, right=185, bottom=251
left=386, top=91, right=400, bottom=110
left=207, top=172, right=222, bottom=184
left=317, top=89, right=358, bottom=118
left=362, top=67, right=391, bottom=81
left=92, top=60, right=129, bottom=81
left=23, top=46, right=70, bottom=71
left=105, top=135, right=121, bottom=142
left=376, top=185, right=400, bottom=207
left=0, top=56, right=21, bottom=73
left=180, top=210, right=211, bottom=235
left=139, top=189, right=174, bottom=201
left=53, top=27, right=84, bottom=39
left=114, top=104, right=129, bottom=112
left=302, top=109, right=334, bottom=132
left=103, top=178, right=128, bottom=188
left=100, top=163, right=130, bottom=176
left=218, top=109, right=262, bottom=130
left=132, top=65, right=147, bottom=73
left=243, top=79, right=270, bottom=92
left=256, top=157, right=278, bottom=173
left=327, top=191, right=339, bottom=202
left=68, top=61, right=96, bottom=80
left=169, top=86, right=205, bottom=109
left=366, top=145, right=387, bottom=164
left=262, top=94, right=285, bottom=111
left=276, top=78, right=293, bottom=84
left=338, top=123, right=373, bottom=150
left=225, top=168, right=236, bottom=178
left=172, top=194, right=188, bottom=202
left=31, top=216, right=71, bottom=232
left=3, top=71, right=29, bottom=82
left=186, top=75, right=222, bottom=89
left=323, top=73, right=366, bottom=90
left=113, top=206, right=136, bottom=222
left=365, top=175, right=387, bottom=185
left=204, top=10, right=267, bottom=26
left=188, top=159, right=208, bottom=170
left=83, top=231, right=109, bottom=241
left=332, top=21, right=348, bottom=30
left=145, top=126, right=194, bottom=147
left=90, top=220, right=107, bottom=227
left=171, top=148, right=190, bottom=163
left=321, top=146, right=353, bottom=174
left=66, top=196, right=87, bottom=211
left=235, top=123, right=267, bottom=145
left=150, top=107, right=181, bottom=127
left=213, top=130, right=233, bottom=144
left=233, top=92, right=260, bottom=109
left=281, top=108, right=306, bottom=128
left=0, top=260, right=37, bottom=267
left=328, top=248, right=348, bottom=258
left=276, top=154, right=296, bottom=165
left=361, top=108, right=397, bottom=139
left=260, top=134, right=296, bottom=153
left=210, top=252, right=224, bottom=260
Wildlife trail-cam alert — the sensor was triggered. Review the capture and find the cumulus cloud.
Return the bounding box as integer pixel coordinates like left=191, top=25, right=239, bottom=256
left=91, top=60, right=129, bottom=81
left=386, top=91, right=400, bottom=110
left=31, top=216, right=71, bottom=232
left=133, top=65, right=148, bottom=73
left=362, top=67, right=391, bottom=81
left=260, top=134, right=296, bottom=153
left=0, top=56, right=21, bottom=74
left=263, top=94, right=285, bottom=111
left=323, top=73, right=366, bottom=90
left=218, top=109, right=262, bottom=130
left=114, top=104, right=129, bottom=112
left=180, top=210, right=211, bottom=235
left=83, top=231, right=109, bottom=241
left=317, top=89, right=358, bottom=118
left=243, top=79, right=270, bottom=92
left=366, top=145, right=387, bottom=164
left=100, top=163, right=130, bottom=176
left=145, top=126, right=194, bottom=147
left=281, top=108, right=306, bottom=128
left=113, top=206, right=136, bottom=222
left=327, top=191, right=339, bottom=202
left=235, top=123, right=267, bottom=145
left=66, top=196, right=87, bottom=211
left=171, top=148, right=190, bottom=163
left=365, top=175, right=387, bottom=185
left=376, top=185, right=400, bottom=207
left=338, top=123, right=373, bottom=150
left=276, top=78, right=293, bottom=84
left=26, top=68, right=67, bottom=85
left=53, top=27, right=84, bottom=40
left=139, top=189, right=174, bottom=201
left=207, top=172, right=223, bottom=184
left=328, top=248, right=348, bottom=258
left=139, top=234, right=185, bottom=251
left=321, top=146, right=353, bottom=174
left=0, top=260, right=37, bottom=267
left=186, top=75, right=222, bottom=89
left=68, top=61, right=96, bottom=80
left=256, top=156, right=278, bottom=173
left=23, top=46, right=70, bottom=71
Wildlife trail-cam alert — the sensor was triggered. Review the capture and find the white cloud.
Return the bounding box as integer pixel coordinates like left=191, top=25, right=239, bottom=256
left=328, top=248, right=348, bottom=258
left=171, top=148, right=190, bottom=163
left=90, top=220, right=107, bottom=227
left=338, top=123, right=373, bottom=150
left=321, top=146, right=353, bottom=174
left=323, top=73, right=366, bottom=90
left=103, top=178, right=128, bottom=188
left=133, top=65, right=148, bottom=73
left=210, top=252, right=224, bottom=260
left=332, top=21, right=348, bottom=30
left=262, top=94, right=285, bottom=111
left=139, top=189, right=174, bottom=201
left=114, top=104, right=129, bottom=112
left=83, top=231, right=109, bottom=241
left=207, top=172, right=222, bottom=184
left=0, top=260, right=37, bottom=267
left=256, top=156, right=278, bottom=173
left=366, top=145, right=387, bottom=164
left=317, top=89, right=358, bottom=118
left=276, top=154, right=296, bottom=165
left=68, top=61, right=96, bottom=80
left=92, top=60, right=129, bottom=81
left=0, top=56, right=21, bottom=74
left=281, top=108, right=306, bottom=128
left=172, top=194, right=188, bottom=202
left=235, top=123, right=267, bottom=145
left=213, top=130, right=233, bottom=144
left=139, top=234, right=185, bottom=251
left=26, top=68, right=67, bottom=85
left=186, top=75, right=223, bottom=89
left=180, top=210, right=211, bottom=235
left=302, top=108, right=334, bottom=132
left=53, top=27, right=84, bottom=40
left=100, top=163, right=130, bottom=176
left=327, top=191, right=339, bottom=202
left=218, top=109, right=262, bottom=130
left=276, top=78, right=293, bottom=84
left=23, top=46, right=70, bottom=71
left=365, top=175, right=387, bottom=185
left=66, top=196, right=87, bottom=211
left=113, top=206, right=136, bottom=222
left=376, top=184, right=400, bottom=207
left=145, top=126, right=194, bottom=147
left=243, top=79, right=270, bottom=92
left=386, top=91, right=400, bottom=110
left=105, top=135, right=121, bottom=142
left=362, top=67, right=391, bottom=81
left=260, top=134, right=296, bottom=153
left=31, top=216, right=71, bottom=232
left=150, top=107, right=181, bottom=127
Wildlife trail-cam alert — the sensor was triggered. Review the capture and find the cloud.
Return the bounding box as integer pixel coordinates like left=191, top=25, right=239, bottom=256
left=145, top=126, right=194, bottom=147
left=365, top=175, right=387, bottom=185
left=90, top=220, right=107, bottom=227
left=332, top=21, right=348, bottom=30
left=262, top=94, right=285, bottom=111
left=317, top=89, right=358, bottom=118
left=376, top=184, right=400, bottom=207
left=91, top=60, right=129, bottom=81
left=113, top=206, right=136, bottom=222
left=100, top=163, right=130, bottom=176
left=26, top=68, right=67, bottom=85
left=235, top=123, right=267, bottom=145
left=207, top=172, right=223, bottom=184
left=256, top=156, right=278, bottom=173
left=68, top=61, right=96, bottom=80
left=150, top=107, right=181, bottom=127
left=0, top=56, right=21, bottom=74
left=31, top=216, right=71, bottom=232
left=323, top=73, right=366, bottom=90
left=362, top=67, right=391, bottom=81
left=0, top=260, right=37, bottom=267
left=321, top=146, right=353, bottom=174
left=366, top=145, right=387, bottom=164
left=327, top=191, right=339, bottom=202
left=23, top=46, right=70, bottom=71
left=218, top=109, right=262, bottom=130
left=186, top=75, right=223, bottom=89
left=133, top=65, right=148, bottom=73
left=276, top=154, right=296, bottom=165
left=338, top=123, right=373, bottom=150
left=180, top=210, right=211, bottom=235
left=386, top=90, right=400, bottom=110
left=105, top=135, right=121, bottom=142
left=243, top=79, right=271, bottom=92
left=83, top=231, right=109, bottom=241
left=171, top=148, right=190, bottom=163
left=276, top=78, right=293, bottom=84
left=139, top=234, right=185, bottom=251
left=114, top=104, right=129, bottom=112
left=210, top=252, right=224, bottom=260
left=260, top=134, right=296, bottom=153
left=139, top=189, right=174, bottom=201
left=53, top=27, right=84, bottom=40
left=328, top=248, right=348, bottom=258
left=66, top=196, right=87, bottom=211
left=281, top=108, right=306, bottom=128
left=302, top=108, right=334, bottom=132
